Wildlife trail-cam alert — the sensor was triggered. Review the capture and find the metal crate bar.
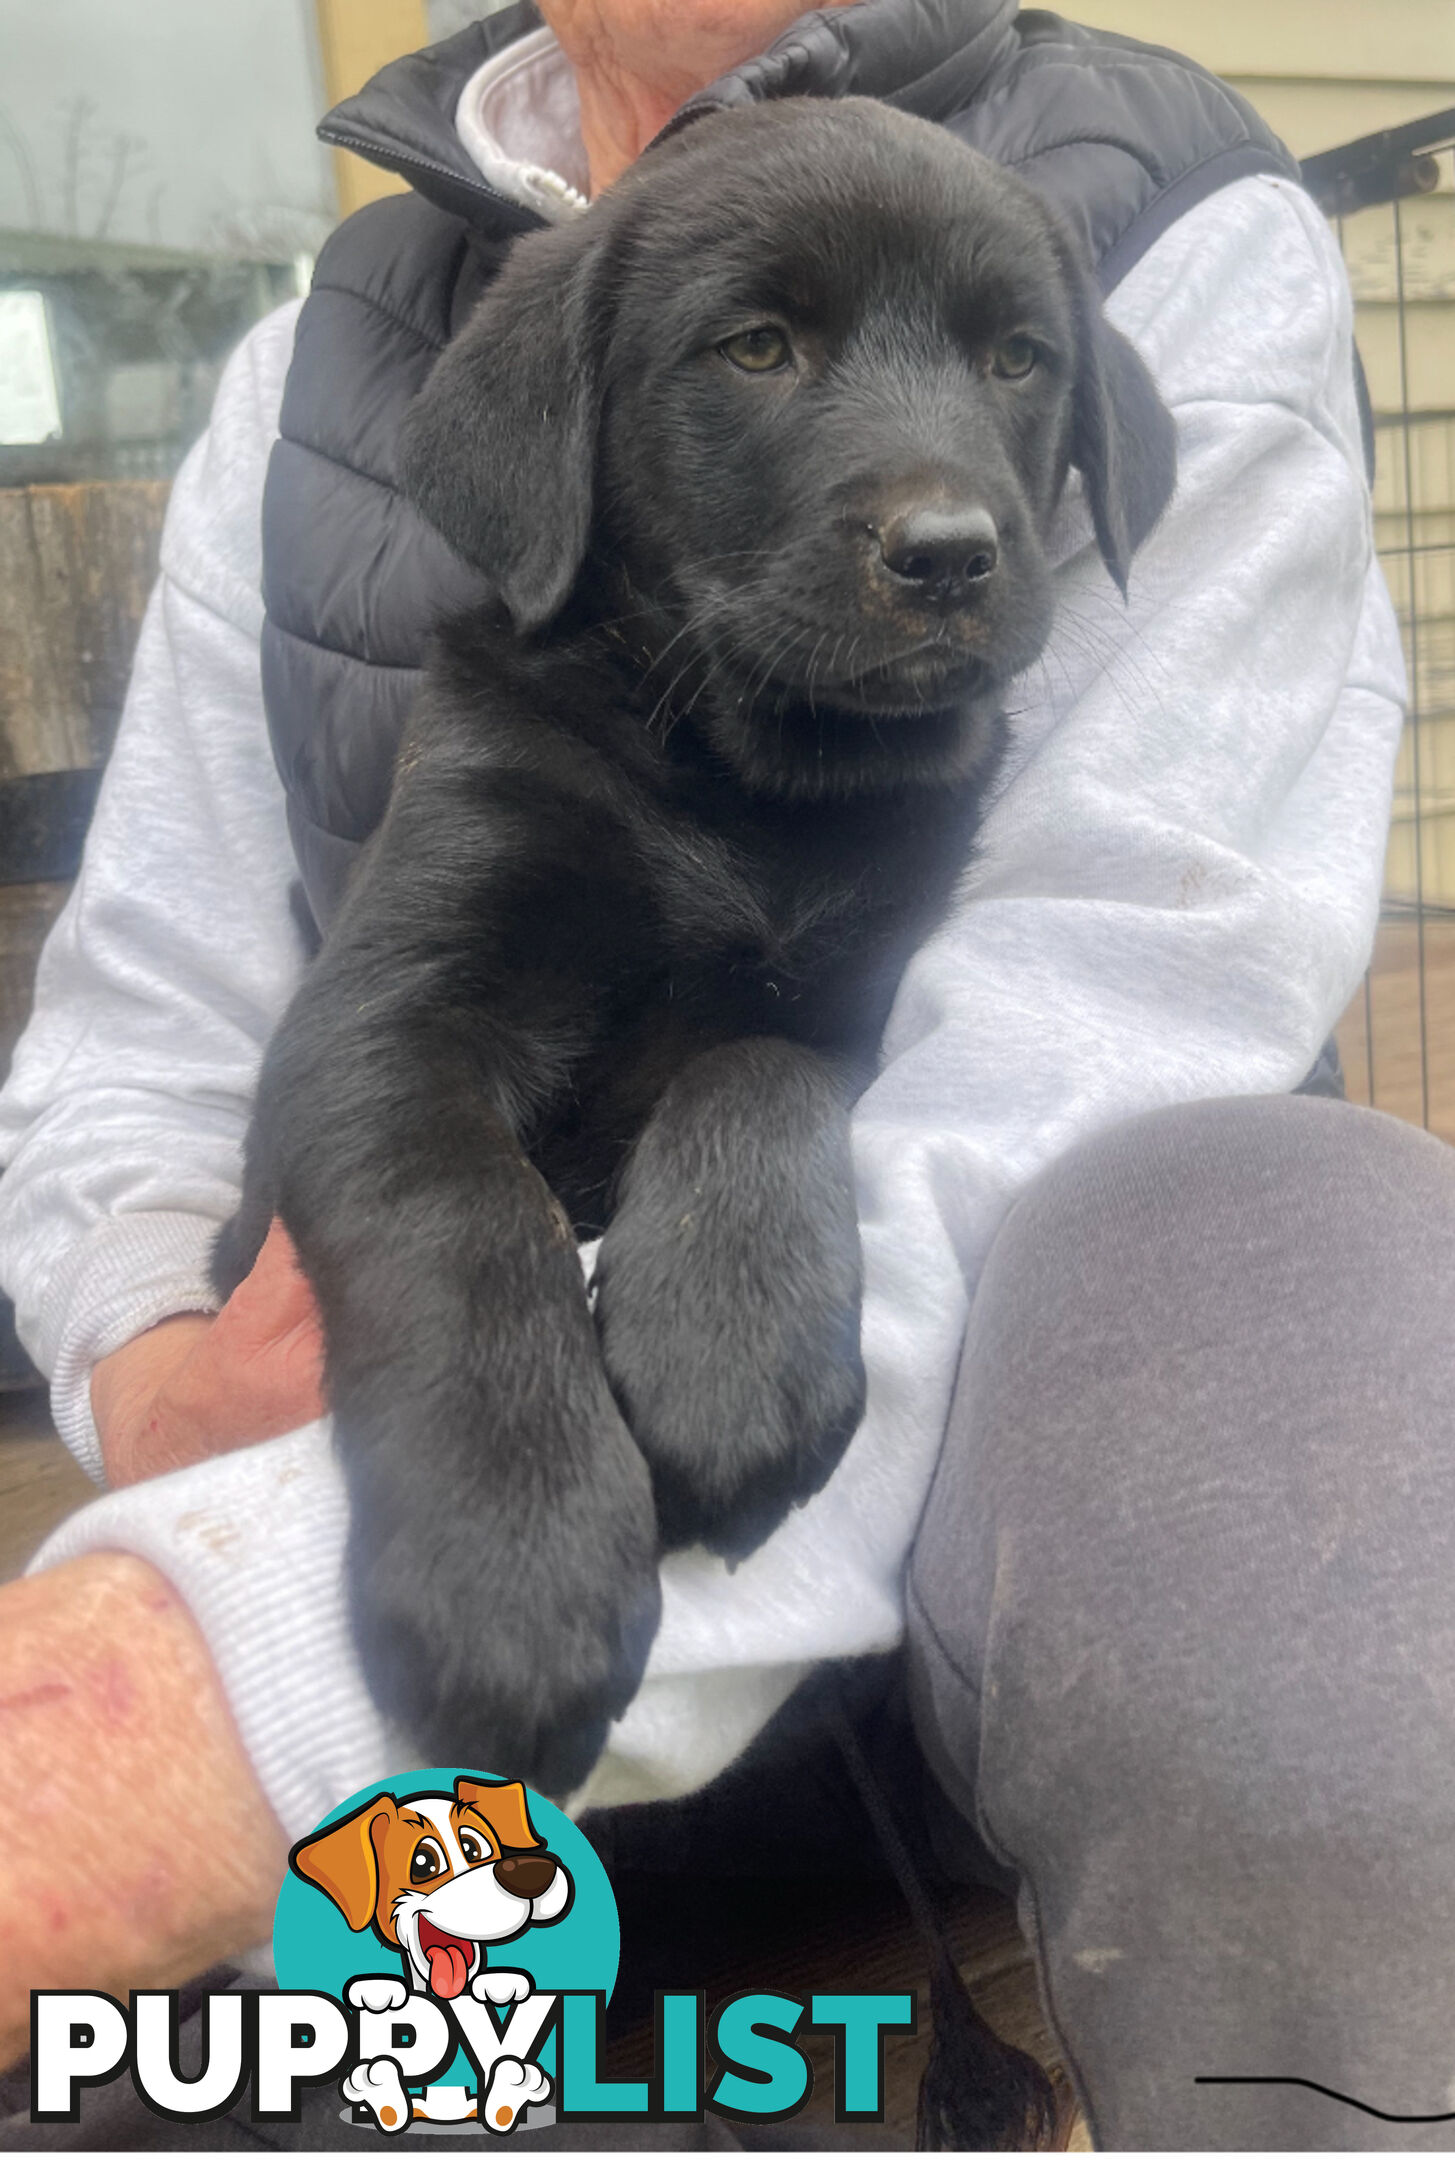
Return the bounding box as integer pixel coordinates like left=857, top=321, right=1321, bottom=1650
left=1313, top=116, right=1455, bottom=1142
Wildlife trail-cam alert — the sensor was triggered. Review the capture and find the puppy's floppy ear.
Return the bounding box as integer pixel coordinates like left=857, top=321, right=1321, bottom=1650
left=1059, top=237, right=1178, bottom=596
left=455, top=1776, right=543, bottom=1852
left=290, top=1794, right=395, bottom=1931
left=401, top=216, right=610, bottom=632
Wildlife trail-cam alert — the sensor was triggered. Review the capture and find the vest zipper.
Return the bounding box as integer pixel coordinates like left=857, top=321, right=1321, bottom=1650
left=316, top=124, right=547, bottom=231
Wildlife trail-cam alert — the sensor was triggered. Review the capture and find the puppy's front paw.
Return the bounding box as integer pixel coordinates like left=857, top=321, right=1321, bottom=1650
left=343, top=1388, right=661, bottom=1798
left=594, top=1211, right=865, bottom=1560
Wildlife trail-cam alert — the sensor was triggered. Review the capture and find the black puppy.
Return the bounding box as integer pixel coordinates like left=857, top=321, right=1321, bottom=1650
left=217, top=98, right=1175, bottom=1796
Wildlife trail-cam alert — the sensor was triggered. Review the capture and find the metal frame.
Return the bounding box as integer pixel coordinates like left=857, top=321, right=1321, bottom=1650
left=1304, top=113, right=1455, bottom=1138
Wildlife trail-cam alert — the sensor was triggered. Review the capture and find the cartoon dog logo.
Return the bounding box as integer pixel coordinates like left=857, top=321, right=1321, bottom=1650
left=291, top=1776, right=572, bottom=2133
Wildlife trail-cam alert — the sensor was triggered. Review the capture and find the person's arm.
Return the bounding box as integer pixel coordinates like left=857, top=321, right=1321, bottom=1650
left=0, top=1554, right=286, bottom=2070
left=0, top=301, right=320, bottom=1483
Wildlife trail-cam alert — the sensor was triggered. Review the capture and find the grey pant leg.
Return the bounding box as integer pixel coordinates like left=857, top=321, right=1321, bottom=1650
left=907, top=1095, right=1455, bottom=2152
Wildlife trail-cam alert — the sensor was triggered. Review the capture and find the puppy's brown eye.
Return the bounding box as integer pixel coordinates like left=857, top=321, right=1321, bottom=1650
left=410, top=1838, right=447, bottom=1883
left=992, top=336, right=1038, bottom=380
left=459, top=1831, right=487, bottom=1864
left=721, top=327, right=790, bottom=373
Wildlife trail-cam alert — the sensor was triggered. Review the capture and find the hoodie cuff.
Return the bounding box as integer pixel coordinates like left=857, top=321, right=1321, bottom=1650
left=36, top=1211, right=224, bottom=1482
left=28, top=1420, right=412, bottom=1839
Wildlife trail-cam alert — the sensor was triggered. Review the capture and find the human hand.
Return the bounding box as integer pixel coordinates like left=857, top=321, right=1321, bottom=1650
left=91, top=1218, right=326, bottom=1486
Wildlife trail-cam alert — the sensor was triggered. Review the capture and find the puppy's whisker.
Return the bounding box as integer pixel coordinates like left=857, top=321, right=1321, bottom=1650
left=1021, top=608, right=1108, bottom=717
left=678, top=547, right=782, bottom=574
left=1054, top=602, right=1155, bottom=690
left=679, top=654, right=728, bottom=733
left=1053, top=589, right=1169, bottom=717
left=1045, top=610, right=1156, bottom=725
left=649, top=625, right=742, bottom=742
left=1022, top=645, right=1076, bottom=716
left=761, top=627, right=815, bottom=709
left=640, top=596, right=745, bottom=737
left=803, top=631, right=831, bottom=718
left=646, top=650, right=709, bottom=738
left=642, top=593, right=734, bottom=684
left=647, top=643, right=708, bottom=730
left=740, top=620, right=809, bottom=712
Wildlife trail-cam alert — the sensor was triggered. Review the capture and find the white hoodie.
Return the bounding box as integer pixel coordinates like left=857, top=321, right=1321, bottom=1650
left=0, top=44, right=1407, bottom=1838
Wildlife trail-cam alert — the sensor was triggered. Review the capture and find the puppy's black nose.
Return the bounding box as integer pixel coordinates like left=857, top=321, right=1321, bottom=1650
left=878, top=505, right=999, bottom=606
left=493, top=1851, right=557, bottom=1901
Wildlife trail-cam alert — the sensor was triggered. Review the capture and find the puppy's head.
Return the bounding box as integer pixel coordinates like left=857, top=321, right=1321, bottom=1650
left=403, top=99, right=1175, bottom=793
left=290, top=1776, right=572, bottom=1997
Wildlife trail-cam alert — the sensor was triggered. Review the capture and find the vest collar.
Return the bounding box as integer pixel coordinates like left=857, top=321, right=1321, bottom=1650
left=318, top=0, right=1020, bottom=235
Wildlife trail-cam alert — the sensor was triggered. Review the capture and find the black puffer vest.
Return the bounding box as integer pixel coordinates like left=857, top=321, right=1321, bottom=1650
left=262, top=0, right=1300, bottom=930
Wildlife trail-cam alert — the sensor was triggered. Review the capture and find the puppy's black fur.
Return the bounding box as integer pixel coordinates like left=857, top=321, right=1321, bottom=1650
left=217, top=100, right=1175, bottom=1798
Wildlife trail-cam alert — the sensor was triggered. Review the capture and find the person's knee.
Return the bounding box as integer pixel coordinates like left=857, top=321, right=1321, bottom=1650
left=970, top=1093, right=1455, bottom=1452
left=920, top=1092, right=1455, bottom=1535
left=909, top=1092, right=1455, bottom=1866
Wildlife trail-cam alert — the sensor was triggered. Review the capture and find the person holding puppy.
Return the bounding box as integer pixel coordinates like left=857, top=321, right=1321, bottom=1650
left=0, top=0, right=1441, bottom=2148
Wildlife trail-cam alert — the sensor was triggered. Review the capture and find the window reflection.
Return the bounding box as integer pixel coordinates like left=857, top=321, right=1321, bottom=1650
left=0, top=0, right=333, bottom=483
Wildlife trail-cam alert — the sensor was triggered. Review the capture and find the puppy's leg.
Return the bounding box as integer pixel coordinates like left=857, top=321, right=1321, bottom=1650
left=593, top=1038, right=865, bottom=1557
left=210, top=1156, right=274, bottom=1300
left=255, top=792, right=661, bottom=1797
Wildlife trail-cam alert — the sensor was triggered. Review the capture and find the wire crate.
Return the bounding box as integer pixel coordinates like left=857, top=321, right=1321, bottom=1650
left=1306, top=108, right=1455, bottom=1142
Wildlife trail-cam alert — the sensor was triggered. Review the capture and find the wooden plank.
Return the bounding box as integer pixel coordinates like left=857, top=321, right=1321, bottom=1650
left=0, top=1409, right=94, bottom=1582
left=0, top=880, right=69, bottom=1080
left=0, top=1297, right=40, bottom=1391
left=0, top=480, right=168, bottom=778
left=314, top=0, right=431, bottom=219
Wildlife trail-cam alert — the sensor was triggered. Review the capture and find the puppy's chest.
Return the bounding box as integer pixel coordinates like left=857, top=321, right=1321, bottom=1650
left=633, top=796, right=966, bottom=1034
left=648, top=828, right=846, bottom=972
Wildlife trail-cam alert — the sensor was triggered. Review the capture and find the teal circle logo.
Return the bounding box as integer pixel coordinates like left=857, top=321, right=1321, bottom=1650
left=273, top=1769, right=617, bottom=2121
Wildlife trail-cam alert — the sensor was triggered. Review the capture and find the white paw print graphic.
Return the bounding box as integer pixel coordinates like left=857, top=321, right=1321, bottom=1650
left=342, top=2055, right=412, bottom=2134
left=480, top=2057, right=551, bottom=2134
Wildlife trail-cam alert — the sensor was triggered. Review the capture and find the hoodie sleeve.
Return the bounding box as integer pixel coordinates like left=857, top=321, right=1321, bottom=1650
left=20, top=174, right=1408, bottom=1833
left=0, top=299, right=308, bottom=1479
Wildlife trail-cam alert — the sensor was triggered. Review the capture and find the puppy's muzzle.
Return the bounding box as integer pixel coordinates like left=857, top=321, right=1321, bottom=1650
left=493, top=1850, right=559, bottom=1900
left=876, top=502, right=999, bottom=611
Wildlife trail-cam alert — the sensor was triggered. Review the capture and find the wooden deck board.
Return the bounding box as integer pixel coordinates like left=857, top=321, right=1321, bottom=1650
left=0, top=1389, right=94, bottom=1585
